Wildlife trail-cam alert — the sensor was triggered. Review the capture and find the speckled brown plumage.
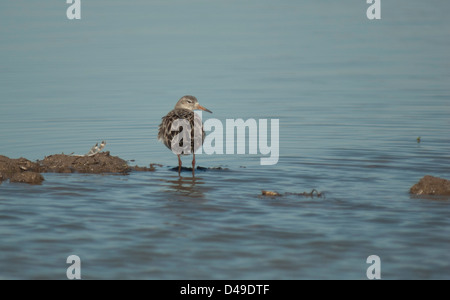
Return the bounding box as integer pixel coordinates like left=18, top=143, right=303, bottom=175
left=158, top=108, right=204, bottom=154
left=158, top=95, right=212, bottom=176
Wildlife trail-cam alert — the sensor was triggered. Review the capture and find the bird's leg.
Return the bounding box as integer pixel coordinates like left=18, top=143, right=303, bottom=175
left=192, top=153, right=196, bottom=177
left=178, top=154, right=182, bottom=176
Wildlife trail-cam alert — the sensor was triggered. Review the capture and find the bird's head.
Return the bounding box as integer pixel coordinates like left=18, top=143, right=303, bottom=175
left=175, top=95, right=212, bottom=113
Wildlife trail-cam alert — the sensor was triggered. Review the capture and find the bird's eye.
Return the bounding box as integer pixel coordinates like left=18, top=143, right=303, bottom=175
left=187, top=100, right=192, bottom=104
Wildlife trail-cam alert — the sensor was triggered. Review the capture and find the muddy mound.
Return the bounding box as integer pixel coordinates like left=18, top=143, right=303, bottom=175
left=410, top=175, right=450, bottom=196
left=0, top=155, right=41, bottom=174
left=10, top=171, right=45, bottom=185
left=0, top=152, right=154, bottom=185
left=40, top=152, right=130, bottom=174
left=0, top=155, right=43, bottom=184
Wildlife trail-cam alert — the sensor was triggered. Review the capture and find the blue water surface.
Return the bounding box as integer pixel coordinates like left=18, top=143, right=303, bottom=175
left=0, top=0, right=449, bottom=279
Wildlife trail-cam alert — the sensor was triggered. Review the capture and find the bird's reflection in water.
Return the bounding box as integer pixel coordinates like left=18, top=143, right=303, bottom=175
left=160, top=174, right=206, bottom=200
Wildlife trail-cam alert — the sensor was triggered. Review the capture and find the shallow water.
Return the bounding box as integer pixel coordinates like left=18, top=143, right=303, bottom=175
left=1, top=1, right=450, bottom=279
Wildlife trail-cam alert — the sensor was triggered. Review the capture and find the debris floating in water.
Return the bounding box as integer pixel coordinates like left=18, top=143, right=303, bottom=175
left=417, top=137, right=421, bottom=143
left=262, top=190, right=282, bottom=196
left=262, top=189, right=324, bottom=198
left=288, top=189, right=324, bottom=197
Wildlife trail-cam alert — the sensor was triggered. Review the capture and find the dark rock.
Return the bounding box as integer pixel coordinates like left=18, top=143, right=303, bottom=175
left=10, top=171, right=44, bottom=185
left=410, top=175, right=450, bottom=196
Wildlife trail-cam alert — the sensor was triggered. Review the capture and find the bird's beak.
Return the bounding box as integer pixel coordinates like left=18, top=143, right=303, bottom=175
left=196, top=103, right=212, bottom=113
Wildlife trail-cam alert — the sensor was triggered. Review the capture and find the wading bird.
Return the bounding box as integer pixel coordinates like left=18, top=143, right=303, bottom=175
left=158, top=95, right=212, bottom=176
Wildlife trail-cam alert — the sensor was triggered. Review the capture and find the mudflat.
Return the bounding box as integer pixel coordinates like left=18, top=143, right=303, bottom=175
left=0, top=152, right=154, bottom=185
